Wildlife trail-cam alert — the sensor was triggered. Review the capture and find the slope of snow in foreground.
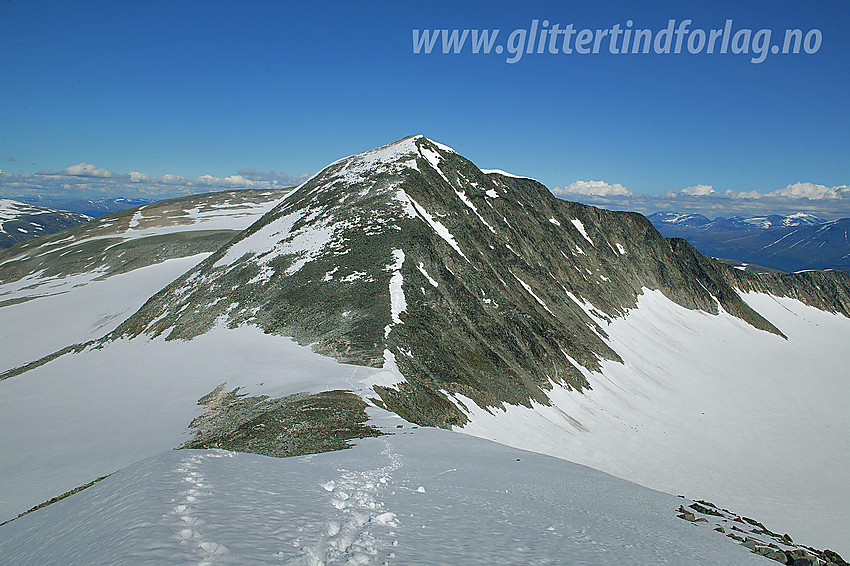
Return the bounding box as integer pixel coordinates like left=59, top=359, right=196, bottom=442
left=454, top=289, right=850, bottom=557
left=0, top=325, right=405, bottom=523
left=0, top=416, right=768, bottom=566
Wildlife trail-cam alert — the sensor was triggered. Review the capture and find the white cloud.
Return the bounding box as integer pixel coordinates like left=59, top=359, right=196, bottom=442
left=553, top=180, right=850, bottom=220
left=1, top=162, right=310, bottom=201
left=679, top=184, right=715, bottom=196
left=196, top=173, right=277, bottom=187
left=198, top=174, right=227, bottom=186
left=238, top=168, right=312, bottom=185
left=64, top=163, right=114, bottom=178
left=770, top=182, right=850, bottom=200
left=128, top=171, right=152, bottom=183
left=159, top=174, right=186, bottom=185
left=724, top=189, right=763, bottom=199
left=554, top=180, right=634, bottom=196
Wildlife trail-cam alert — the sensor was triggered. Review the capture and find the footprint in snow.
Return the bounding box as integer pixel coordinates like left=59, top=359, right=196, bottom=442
left=167, top=452, right=230, bottom=562
left=291, top=439, right=402, bottom=565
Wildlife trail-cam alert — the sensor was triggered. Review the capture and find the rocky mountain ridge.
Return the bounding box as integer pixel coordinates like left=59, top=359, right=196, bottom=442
left=103, top=136, right=850, bottom=427
left=0, top=188, right=291, bottom=287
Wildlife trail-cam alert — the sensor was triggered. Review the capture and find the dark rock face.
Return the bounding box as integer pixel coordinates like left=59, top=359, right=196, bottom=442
left=824, top=549, right=850, bottom=566
left=108, top=136, right=850, bottom=428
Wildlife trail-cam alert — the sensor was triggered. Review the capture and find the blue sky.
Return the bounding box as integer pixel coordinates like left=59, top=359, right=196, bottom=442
left=1, top=1, right=848, bottom=215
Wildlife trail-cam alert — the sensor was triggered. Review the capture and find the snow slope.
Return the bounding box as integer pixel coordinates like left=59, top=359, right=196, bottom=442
left=0, top=199, right=79, bottom=225
left=0, top=421, right=768, bottom=566
left=455, top=289, right=850, bottom=556
left=53, top=189, right=287, bottom=250
left=0, top=325, right=406, bottom=524
left=0, top=189, right=288, bottom=372
left=2, top=141, right=848, bottom=560
left=0, top=254, right=207, bottom=372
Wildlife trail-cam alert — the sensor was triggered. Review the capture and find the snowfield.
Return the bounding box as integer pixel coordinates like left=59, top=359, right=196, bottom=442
left=0, top=325, right=402, bottom=523
left=0, top=189, right=289, bottom=372
left=455, top=289, right=850, bottom=556
left=0, top=254, right=209, bottom=372
left=480, top=168, right=538, bottom=182
left=0, top=419, right=769, bottom=566
left=2, top=288, right=847, bottom=558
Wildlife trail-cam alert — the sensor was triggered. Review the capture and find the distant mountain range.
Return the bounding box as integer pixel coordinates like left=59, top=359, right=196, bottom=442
left=648, top=212, right=850, bottom=273
left=0, top=199, right=92, bottom=248
left=12, top=196, right=154, bottom=217
left=0, top=189, right=290, bottom=287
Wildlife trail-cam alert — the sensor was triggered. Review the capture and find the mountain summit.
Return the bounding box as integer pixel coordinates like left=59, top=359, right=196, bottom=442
left=112, top=135, right=850, bottom=427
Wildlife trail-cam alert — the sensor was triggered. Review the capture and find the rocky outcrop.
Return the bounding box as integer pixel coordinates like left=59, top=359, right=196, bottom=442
left=179, top=385, right=384, bottom=458
left=678, top=499, right=848, bottom=565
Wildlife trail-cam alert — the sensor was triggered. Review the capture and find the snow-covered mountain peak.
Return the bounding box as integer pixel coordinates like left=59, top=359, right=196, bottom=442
left=332, top=135, right=422, bottom=176
left=3, top=138, right=850, bottom=559
left=649, top=212, right=712, bottom=226
left=780, top=211, right=825, bottom=226
left=0, top=198, right=42, bottom=221
left=107, top=138, right=850, bottom=433
left=739, top=213, right=826, bottom=229
left=324, top=135, right=465, bottom=188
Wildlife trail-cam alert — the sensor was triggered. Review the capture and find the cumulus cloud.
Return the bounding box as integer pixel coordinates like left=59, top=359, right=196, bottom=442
left=702, top=182, right=850, bottom=201
left=554, top=179, right=850, bottom=220
left=553, top=180, right=634, bottom=197
left=1, top=162, right=310, bottom=201
left=194, top=173, right=287, bottom=187
left=679, top=184, right=716, bottom=196
left=158, top=174, right=186, bottom=185
left=724, top=189, right=763, bottom=200
left=128, top=171, right=152, bottom=183
left=64, top=163, right=114, bottom=178
left=771, top=182, right=850, bottom=200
